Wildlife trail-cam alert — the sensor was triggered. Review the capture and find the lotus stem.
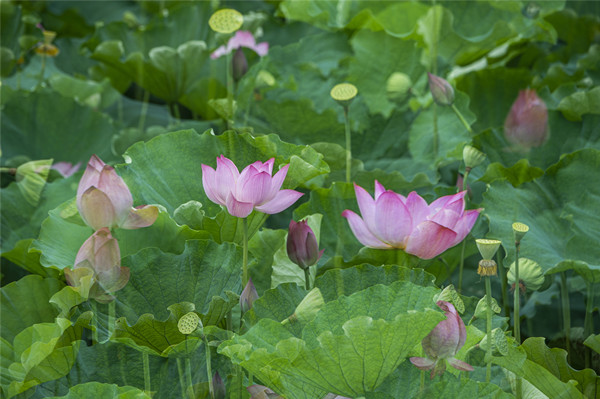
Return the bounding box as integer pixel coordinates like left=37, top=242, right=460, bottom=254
left=108, top=300, right=115, bottom=338
left=498, top=248, right=509, bottom=319
left=484, top=276, right=493, bottom=383
left=177, top=358, right=187, bottom=397
left=204, top=336, right=215, bottom=399
left=584, top=281, right=594, bottom=369
left=172, top=102, right=181, bottom=122
left=226, top=49, right=233, bottom=129
left=457, top=169, right=469, bottom=292
left=433, top=103, right=439, bottom=157
left=138, top=90, right=150, bottom=133
left=560, top=272, right=571, bottom=362
left=304, top=268, right=311, bottom=291
left=38, top=55, right=46, bottom=87
left=451, top=104, right=473, bottom=134
left=343, top=105, right=352, bottom=183
left=242, top=217, right=249, bottom=287
left=185, top=357, right=194, bottom=399
left=514, top=244, right=521, bottom=344
left=143, top=352, right=151, bottom=393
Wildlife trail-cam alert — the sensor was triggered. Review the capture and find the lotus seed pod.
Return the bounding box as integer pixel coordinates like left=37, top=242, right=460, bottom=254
left=427, top=72, right=454, bottom=106
left=209, top=9, right=243, bottom=34
left=507, top=258, right=544, bottom=291
left=512, top=222, right=529, bottom=243
left=330, top=83, right=358, bottom=107
left=462, top=145, right=486, bottom=169
left=386, top=72, right=412, bottom=101
left=476, top=239, right=502, bottom=261
left=435, top=285, right=465, bottom=314
left=177, top=312, right=200, bottom=334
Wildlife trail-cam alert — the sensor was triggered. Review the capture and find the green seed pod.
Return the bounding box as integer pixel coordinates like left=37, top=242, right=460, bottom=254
left=330, top=83, right=358, bottom=107
left=255, top=70, right=275, bottom=88
left=209, top=9, right=243, bottom=34
left=512, top=222, right=529, bottom=243
left=476, top=239, right=502, bottom=261
left=507, top=258, right=544, bottom=291
left=463, top=145, right=486, bottom=169
left=177, top=312, right=200, bottom=334
left=386, top=72, right=412, bottom=101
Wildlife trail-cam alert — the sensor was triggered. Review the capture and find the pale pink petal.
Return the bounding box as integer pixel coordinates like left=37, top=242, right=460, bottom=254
left=210, top=45, right=228, bottom=59
left=77, top=157, right=103, bottom=198
left=254, top=42, right=269, bottom=56
left=374, top=191, right=412, bottom=247
left=266, top=164, right=289, bottom=200
left=263, top=158, right=275, bottom=175
left=374, top=180, right=386, bottom=200
left=354, top=183, right=377, bottom=233
left=226, top=194, right=255, bottom=218
left=97, top=165, right=133, bottom=219
left=448, top=209, right=480, bottom=246
left=342, top=210, right=390, bottom=249
left=238, top=164, right=260, bottom=185
left=405, top=191, right=430, bottom=225
left=52, top=162, right=81, bottom=178
left=121, top=205, right=159, bottom=229
left=254, top=189, right=303, bottom=214
left=429, top=208, right=461, bottom=230
left=409, top=357, right=436, bottom=370
left=93, top=229, right=121, bottom=275
left=229, top=31, right=256, bottom=50
left=201, top=164, right=225, bottom=205
left=78, top=187, right=117, bottom=230
left=239, top=171, right=272, bottom=204
left=447, top=357, right=474, bottom=372
left=74, top=233, right=97, bottom=266
left=405, top=221, right=457, bottom=259
left=215, top=156, right=239, bottom=204
left=429, top=191, right=466, bottom=213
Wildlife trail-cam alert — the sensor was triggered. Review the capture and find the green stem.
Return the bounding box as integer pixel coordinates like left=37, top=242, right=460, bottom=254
left=457, top=169, right=469, bottom=293
left=204, top=336, right=214, bottom=399
left=38, top=55, right=46, bottom=87
left=560, top=272, right=571, bottom=362
left=226, top=49, right=233, bottom=129
left=526, top=292, right=534, bottom=338
left=343, top=106, right=352, bottom=183
left=451, top=104, right=473, bottom=134
left=143, top=352, right=151, bottom=393
left=172, top=102, right=181, bottom=122
left=235, top=365, right=244, bottom=399
left=108, top=300, right=115, bottom=338
left=138, top=90, right=150, bottom=133
left=498, top=248, right=510, bottom=319
left=185, top=357, right=194, bottom=399
left=242, top=217, right=249, bottom=287
left=177, top=358, right=187, bottom=398
left=514, top=243, right=521, bottom=344
left=433, top=103, right=439, bottom=157
left=304, top=268, right=311, bottom=291
left=584, top=281, right=594, bottom=369
left=485, top=276, right=493, bottom=383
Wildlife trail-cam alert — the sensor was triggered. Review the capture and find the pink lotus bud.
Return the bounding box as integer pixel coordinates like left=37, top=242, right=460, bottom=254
left=504, top=89, right=548, bottom=150
left=201, top=155, right=303, bottom=218
left=427, top=73, right=455, bottom=106
left=64, top=228, right=129, bottom=303
left=286, top=220, right=324, bottom=269
left=410, top=301, right=473, bottom=378
left=77, top=155, right=158, bottom=230
left=232, top=48, right=248, bottom=82
left=240, top=278, right=258, bottom=314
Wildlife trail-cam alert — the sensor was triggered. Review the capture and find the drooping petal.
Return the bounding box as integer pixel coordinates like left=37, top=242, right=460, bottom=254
left=447, top=357, right=474, bottom=372
left=423, top=302, right=462, bottom=359
left=409, top=357, right=436, bottom=370
left=254, top=42, right=269, bottom=56
left=254, top=189, right=303, bottom=214
left=201, top=164, right=225, bottom=205
left=226, top=194, right=255, bottom=218
left=342, top=210, right=390, bottom=249
left=448, top=209, right=480, bottom=246
left=374, top=191, right=412, bottom=247
left=354, top=183, right=378, bottom=233
left=97, top=165, right=133, bottom=220
left=405, top=221, right=457, bottom=259
left=121, top=205, right=159, bottom=229
left=405, top=191, right=430, bottom=225
left=78, top=187, right=117, bottom=230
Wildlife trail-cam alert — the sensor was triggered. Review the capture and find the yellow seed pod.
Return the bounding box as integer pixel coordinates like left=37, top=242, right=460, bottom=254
left=177, top=312, right=200, bottom=335
left=209, top=9, right=243, bottom=34
left=42, top=30, right=57, bottom=45
left=512, top=222, right=529, bottom=243
left=330, top=83, right=358, bottom=103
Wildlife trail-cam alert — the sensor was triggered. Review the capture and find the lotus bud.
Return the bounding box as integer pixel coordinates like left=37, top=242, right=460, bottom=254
left=286, top=220, right=324, bottom=270
left=508, top=258, right=544, bottom=292
left=232, top=48, right=248, bottom=82
left=283, top=288, right=324, bottom=325
left=476, top=239, right=502, bottom=260
left=330, top=83, right=358, bottom=108
left=427, top=72, right=454, bottom=106
left=386, top=72, right=412, bottom=101
left=213, top=372, right=226, bottom=399
left=177, top=312, right=200, bottom=335
left=504, top=89, right=548, bottom=150
left=512, top=222, right=529, bottom=244
left=240, top=278, right=258, bottom=314
left=462, top=145, right=486, bottom=170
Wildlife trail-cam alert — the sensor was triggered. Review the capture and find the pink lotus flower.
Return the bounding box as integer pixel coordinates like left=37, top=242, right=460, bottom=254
left=504, top=89, right=548, bottom=150
left=342, top=181, right=479, bottom=259
left=201, top=155, right=303, bottom=218
left=287, top=219, right=324, bottom=269
left=64, top=228, right=129, bottom=303
left=211, top=30, right=269, bottom=59
left=77, top=155, right=158, bottom=231
left=410, top=301, right=473, bottom=378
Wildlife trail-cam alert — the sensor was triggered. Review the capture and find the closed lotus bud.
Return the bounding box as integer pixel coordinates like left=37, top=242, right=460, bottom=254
left=462, top=145, right=486, bottom=170
left=283, top=288, right=324, bottom=325
left=386, top=72, right=412, bottom=101
left=427, top=72, right=454, bottom=106
left=508, top=258, right=544, bottom=292
left=504, top=89, right=548, bottom=150
left=232, top=48, right=248, bottom=82
left=287, top=220, right=324, bottom=270
left=240, top=278, right=258, bottom=314
left=213, top=372, right=226, bottom=399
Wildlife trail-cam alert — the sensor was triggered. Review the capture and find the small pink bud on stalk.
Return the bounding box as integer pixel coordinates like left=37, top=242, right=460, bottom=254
left=232, top=48, right=248, bottom=82
left=427, top=72, right=455, bottom=106
left=504, top=89, right=548, bottom=151
left=240, top=278, right=259, bottom=314
left=286, top=220, right=324, bottom=270
left=410, top=301, right=473, bottom=378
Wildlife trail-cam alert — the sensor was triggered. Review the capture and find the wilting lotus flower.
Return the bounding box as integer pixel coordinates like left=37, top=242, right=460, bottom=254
left=410, top=301, right=473, bottom=378
left=64, top=228, right=129, bottom=303
left=342, top=181, right=479, bottom=259
left=287, top=220, right=324, bottom=269
left=201, top=155, right=303, bottom=218
left=504, top=89, right=548, bottom=150
left=211, top=30, right=269, bottom=59
left=77, top=155, right=158, bottom=231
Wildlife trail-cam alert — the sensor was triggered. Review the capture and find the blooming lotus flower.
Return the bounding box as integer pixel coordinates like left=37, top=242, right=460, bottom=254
left=64, top=228, right=129, bottom=303
left=210, top=30, right=269, bottom=59
left=77, top=155, right=158, bottom=231
left=201, top=155, right=303, bottom=218
left=504, top=89, right=548, bottom=150
left=342, top=181, right=479, bottom=259
left=410, top=301, right=473, bottom=378
left=287, top=219, right=324, bottom=269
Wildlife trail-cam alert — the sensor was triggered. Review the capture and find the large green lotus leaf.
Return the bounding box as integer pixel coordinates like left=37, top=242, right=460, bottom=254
left=491, top=340, right=585, bottom=399
left=31, top=200, right=208, bottom=270
left=1, top=239, right=60, bottom=279
left=45, top=382, right=150, bottom=399
left=48, top=75, right=121, bottom=110
left=114, top=240, right=242, bottom=324
left=219, top=281, right=443, bottom=397
left=247, top=228, right=287, bottom=295
left=557, top=86, right=600, bottom=121
left=479, top=159, right=544, bottom=187
left=0, top=89, right=117, bottom=163
left=408, top=90, right=476, bottom=167
left=482, top=149, right=600, bottom=282
left=315, top=264, right=436, bottom=302
left=584, top=334, right=600, bottom=355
